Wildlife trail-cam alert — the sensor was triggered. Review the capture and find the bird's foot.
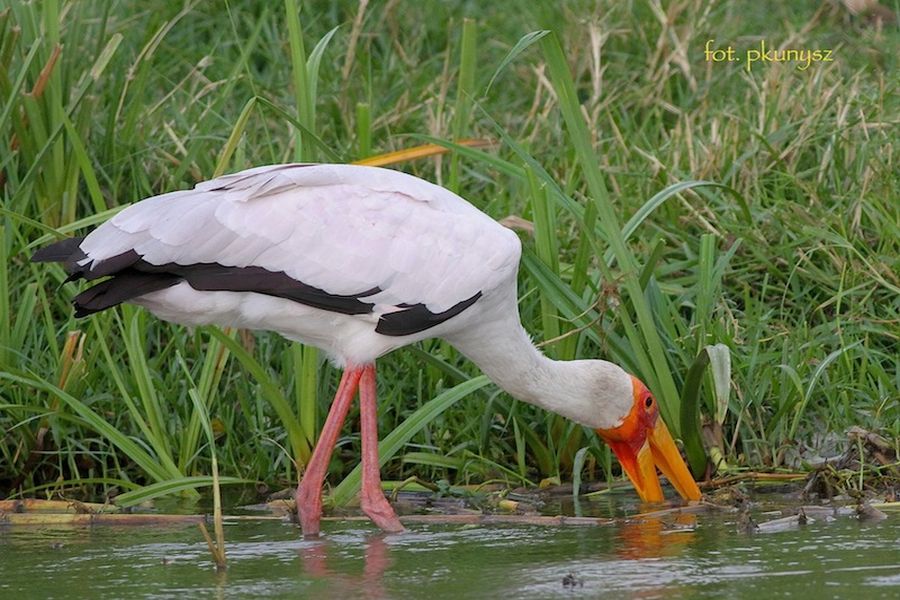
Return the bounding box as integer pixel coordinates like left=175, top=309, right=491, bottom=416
left=295, top=484, right=323, bottom=538
left=361, top=493, right=405, bottom=533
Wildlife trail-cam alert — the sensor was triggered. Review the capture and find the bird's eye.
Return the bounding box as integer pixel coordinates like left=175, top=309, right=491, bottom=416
left=645, top=395, right=653, bottom=408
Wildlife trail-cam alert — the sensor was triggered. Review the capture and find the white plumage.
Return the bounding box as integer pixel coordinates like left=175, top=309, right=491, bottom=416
left=35, top=163, right=701, bottom=535
left=79, top=164, right=521, bottom=365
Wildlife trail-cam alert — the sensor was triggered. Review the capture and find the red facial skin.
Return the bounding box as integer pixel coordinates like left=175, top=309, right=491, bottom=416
left=598, top=376, right=658, bottom=456
left=596, top=376, right=701, bottom=503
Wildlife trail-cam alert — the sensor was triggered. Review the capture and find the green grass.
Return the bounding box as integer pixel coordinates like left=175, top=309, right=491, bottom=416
left=1, top=0, right=897, bottom=506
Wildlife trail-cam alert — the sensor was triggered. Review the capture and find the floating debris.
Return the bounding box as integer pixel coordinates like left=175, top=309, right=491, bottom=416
left=856, top=502, right=888, bottom=522
left=736, top=509, right=759, bottom=534
left=755, top=510, right=810, bottom=533
left=0, top=499, right=117, bottom=514
left=562, top=572, right=584, bottom=589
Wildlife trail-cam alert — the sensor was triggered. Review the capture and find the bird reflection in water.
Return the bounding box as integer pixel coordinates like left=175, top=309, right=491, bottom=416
left=295, top=515, right=694, bottom=597
left=615, top=513, right=697, bottom=560
left=299, top=534, right=391, bottom=600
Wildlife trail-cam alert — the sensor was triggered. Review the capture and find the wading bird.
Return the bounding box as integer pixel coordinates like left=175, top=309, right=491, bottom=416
left=33, top=164, right=701, bottom=536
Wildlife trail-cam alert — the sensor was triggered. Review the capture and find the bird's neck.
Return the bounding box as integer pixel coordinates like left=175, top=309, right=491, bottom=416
left=445, top=314, right=603, bottom=428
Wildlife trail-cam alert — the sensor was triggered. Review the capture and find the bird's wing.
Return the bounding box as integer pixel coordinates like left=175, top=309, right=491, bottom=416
left=74, top=164, right=521, bottom=332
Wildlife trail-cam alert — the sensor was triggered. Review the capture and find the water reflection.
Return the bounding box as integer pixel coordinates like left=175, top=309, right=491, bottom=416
left=299, top=534, right=391, bottom=599
left=291, top=514, right=699, bottom=597
left=615, top=514, right=696, bottom=560
left=0, top=509, right=895, bottom=599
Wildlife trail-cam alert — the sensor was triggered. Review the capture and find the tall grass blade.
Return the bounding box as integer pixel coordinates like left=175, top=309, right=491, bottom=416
left=355, top=102, right=371, bottom=158
left=0, top=371, right=172, bottom=483
left=284, top=0, right=310, bottom=162
left=305, top=25, right=340, bottom=123
left=214, top=97, right=257, bottom=177
left=788, top=342, right=862, bottom=440
left=183, top=373, right=226, bottom=570
left=179, top=331, right=233, bottom=473
left=609, top=181, right=745, bottom=267
left=484, top=30, right=549, bottom=96
left=123, top=311, right=172, bottom=460
left=297, top=344, right=319, bottom=449
left=254, top=96, right=341, bottom=162
left=114, top=476, right=252, bottom=508
left=449, top=18, right=477, bottom=192
left=526, top=166, right=562, bottom=355
left=205, top=327, right=310, bottom=464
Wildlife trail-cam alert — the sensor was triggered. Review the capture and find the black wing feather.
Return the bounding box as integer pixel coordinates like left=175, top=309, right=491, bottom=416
left=32, top=237, right=482, bottom=336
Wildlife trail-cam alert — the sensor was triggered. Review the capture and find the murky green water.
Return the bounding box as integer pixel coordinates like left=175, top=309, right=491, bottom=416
left=1, top=501, right=898, bottom=599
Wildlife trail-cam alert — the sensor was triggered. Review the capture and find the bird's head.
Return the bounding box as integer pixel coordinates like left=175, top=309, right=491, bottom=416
left=595, top=375, right=702, bottom=503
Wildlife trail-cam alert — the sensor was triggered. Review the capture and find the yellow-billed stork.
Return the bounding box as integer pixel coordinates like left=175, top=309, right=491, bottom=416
left=32, top=163, right=701, bottom=536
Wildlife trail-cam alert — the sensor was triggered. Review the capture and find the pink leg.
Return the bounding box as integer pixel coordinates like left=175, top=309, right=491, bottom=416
left=296, top=367, right=362, bottom=537
left=358, top=364, right=405, bottom=533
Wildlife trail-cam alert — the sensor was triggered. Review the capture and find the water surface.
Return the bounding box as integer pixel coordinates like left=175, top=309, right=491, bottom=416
left=1, top=499, right=897, bottom=599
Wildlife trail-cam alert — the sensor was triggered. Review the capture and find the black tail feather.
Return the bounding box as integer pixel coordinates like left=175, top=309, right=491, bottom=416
left=73, top=271, right=181, bottom=317
left=31, top=236, right=87, bottom=263
left=32, top=236, right=90, bottom=282
left=33, top=236, right=184, bottom=318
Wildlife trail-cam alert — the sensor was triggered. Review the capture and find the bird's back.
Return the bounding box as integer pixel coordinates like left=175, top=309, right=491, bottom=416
left=34, top=164, right=522, bottom=363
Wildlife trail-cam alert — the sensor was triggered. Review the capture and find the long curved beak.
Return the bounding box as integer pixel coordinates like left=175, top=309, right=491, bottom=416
left=613, top=420, right=702, bottom=503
